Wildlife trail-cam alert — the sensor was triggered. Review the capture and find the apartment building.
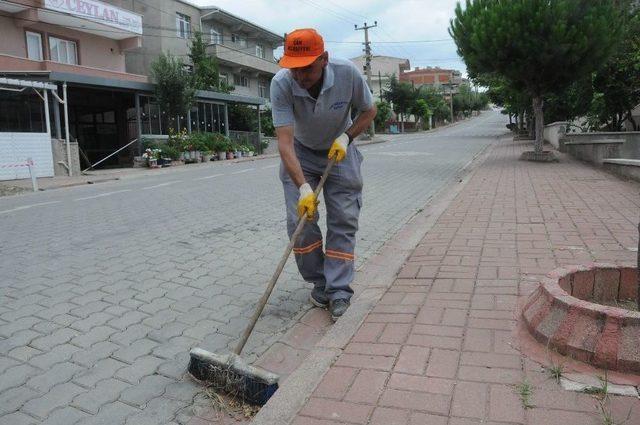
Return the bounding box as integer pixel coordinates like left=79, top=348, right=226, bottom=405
left=400, top=66, right=464, bottom=92
left=350, top=55, right=410, bottom=101
left=124, top=0, right=283, bottom=100
left=0, top=0, right=267, bottom=179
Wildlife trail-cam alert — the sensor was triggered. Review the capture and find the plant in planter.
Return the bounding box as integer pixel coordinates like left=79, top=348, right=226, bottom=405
left=232, top=143, right=242, bottom=159
left=142, top=148, right=162, bottom=167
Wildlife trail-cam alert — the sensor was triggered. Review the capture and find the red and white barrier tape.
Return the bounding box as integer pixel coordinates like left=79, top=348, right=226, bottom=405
left=0, top=159, right=34, bottom=169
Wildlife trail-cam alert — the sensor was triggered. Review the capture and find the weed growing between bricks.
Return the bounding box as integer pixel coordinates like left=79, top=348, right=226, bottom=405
left=516, top=379, right=534, bottom=409
left=596, top=395, right=633, bottom=425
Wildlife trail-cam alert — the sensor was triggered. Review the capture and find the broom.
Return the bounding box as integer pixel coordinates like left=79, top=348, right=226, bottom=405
left=189, top=158, right=337, bottom=405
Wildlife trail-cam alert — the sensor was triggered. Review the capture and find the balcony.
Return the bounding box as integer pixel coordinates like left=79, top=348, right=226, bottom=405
left=2, top=0, right=142, bottom=42
left=206, top=43, right=279, bottom=76
left=0, top=53, right=148, bottom=83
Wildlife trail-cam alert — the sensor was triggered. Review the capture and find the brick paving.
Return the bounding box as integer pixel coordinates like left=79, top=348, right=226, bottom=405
left=288, top=137, right=640, bottom=425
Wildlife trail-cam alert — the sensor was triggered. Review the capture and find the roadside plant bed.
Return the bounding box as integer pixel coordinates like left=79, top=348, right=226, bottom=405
left=522, top=263, right=640, bottom=372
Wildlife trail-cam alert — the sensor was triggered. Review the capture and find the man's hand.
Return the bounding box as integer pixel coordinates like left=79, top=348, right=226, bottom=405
left=297, top=183, right=318, bottom=220
left=328, top=133, right=350, bottom=162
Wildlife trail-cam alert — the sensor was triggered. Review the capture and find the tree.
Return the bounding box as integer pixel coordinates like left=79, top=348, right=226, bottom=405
left=150, top=53, right=195, bottom=123
left=411, top=99, right=432, bottom=129
left=374, top=100, right=392, bottom=131
left=587, top=8, right=640, bottom=130
left=417, top=86, right=451, bottom=125
left=189, top=30, right=234, bottom=94
left=383, top=74, right=417, bottom=132
left=450, top=0, right=623, bottom=153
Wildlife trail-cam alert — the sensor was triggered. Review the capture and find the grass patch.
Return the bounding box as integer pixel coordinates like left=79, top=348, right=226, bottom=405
left=516, top=379, right=534, bottom=409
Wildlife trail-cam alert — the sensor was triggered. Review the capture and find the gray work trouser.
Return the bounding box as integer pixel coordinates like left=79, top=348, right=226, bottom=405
left=280, top=141, right=363, bottom=301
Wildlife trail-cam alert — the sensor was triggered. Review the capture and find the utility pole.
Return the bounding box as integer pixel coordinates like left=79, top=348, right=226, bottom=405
left=449, top=84, right=454, bottom=124
left=355, top=21, right=377, bottom=138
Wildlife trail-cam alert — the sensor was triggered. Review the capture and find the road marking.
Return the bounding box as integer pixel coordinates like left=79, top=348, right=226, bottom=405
left=0, top=201, right=61, bottom=215
left=261, top=164, right=278, bottom=170
left=231, top=168, right=254, bottom=175
left=370, top=151, right=434, bottom=157
left=74, top=189, right=131, bottom=201
left=194, top=174, right=223, bottom=181
left=141, top=180, right=182, bottom=190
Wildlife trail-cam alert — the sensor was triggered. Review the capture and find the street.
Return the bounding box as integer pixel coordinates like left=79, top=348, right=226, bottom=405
left=0, top=111, right=508, bottom=424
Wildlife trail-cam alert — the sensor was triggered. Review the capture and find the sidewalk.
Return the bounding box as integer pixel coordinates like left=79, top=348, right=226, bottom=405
left=253, top=136, right=640, bottom=425
left=0, top=135, right=390, bottom=197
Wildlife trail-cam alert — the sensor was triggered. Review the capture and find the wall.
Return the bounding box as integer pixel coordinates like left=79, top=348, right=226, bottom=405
left=563, top=132, right=640, bottom=166
left=51, top=138, right=80, bottom=176
left=0, top=15, right=127, bottom=72
left=543, top=121, right=568, bottom=150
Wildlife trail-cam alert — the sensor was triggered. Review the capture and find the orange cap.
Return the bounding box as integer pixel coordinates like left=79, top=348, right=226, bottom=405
left=279, top=28, right=325, bottom=69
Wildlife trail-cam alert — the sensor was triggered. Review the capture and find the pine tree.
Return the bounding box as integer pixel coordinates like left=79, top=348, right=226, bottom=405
left=449, top=0, right=623, bottom=153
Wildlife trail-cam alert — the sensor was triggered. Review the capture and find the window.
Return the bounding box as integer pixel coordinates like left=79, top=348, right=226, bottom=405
left=26, top=32, right=43, bottom=61
left=231, top=33, right=247, bottom=48
left=220, top=73, right=229, bottom=85
left=259, top=81, right=268, bottom=98
left=210, top=28, right=222, bottom=44
left=49, top=37, right=77, bottom=65
left=233, top=74, right=249, bottom=87
left=176, top=13, right=191, bottom=38
left=255, top=44, right=265, bottom=59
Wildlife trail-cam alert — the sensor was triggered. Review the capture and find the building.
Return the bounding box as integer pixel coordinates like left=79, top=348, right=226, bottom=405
left=350, top=55, right=410, bottom=101
left=0, top=0, right=268, bottom=179
left=124, top=0, right=283, bottom=100
left=400, top=66, right=463, bottom=92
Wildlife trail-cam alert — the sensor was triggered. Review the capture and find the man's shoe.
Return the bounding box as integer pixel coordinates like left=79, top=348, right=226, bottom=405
left=310, top=287, right=329, bottom=308
left=329, top=299, right=350, bottom=321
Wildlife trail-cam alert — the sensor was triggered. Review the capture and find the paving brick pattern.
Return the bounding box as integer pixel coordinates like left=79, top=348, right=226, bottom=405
left=291, top=137, right=640, bottom=424
left=0, top=114, right=501, bottom=423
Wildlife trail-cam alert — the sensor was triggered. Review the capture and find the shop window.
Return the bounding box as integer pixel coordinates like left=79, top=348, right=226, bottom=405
left=26, top=31, right=43, bottom=61
left=49, top=37, right=77, bottom=65
left=0, top=91, right=45, bottom=132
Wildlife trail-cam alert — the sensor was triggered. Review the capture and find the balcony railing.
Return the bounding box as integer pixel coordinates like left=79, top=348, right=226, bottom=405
left=206, top=43, right=279, bottom=75
left=0, top=54, right=148, bottom=83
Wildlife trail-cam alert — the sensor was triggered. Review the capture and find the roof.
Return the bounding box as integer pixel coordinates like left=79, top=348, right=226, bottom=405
left=178, top=1, right=283, bottom=44
left=0, top=71, right=266, bottom=105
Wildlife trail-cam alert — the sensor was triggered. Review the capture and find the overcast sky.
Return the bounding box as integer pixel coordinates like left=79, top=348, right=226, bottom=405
left=188, top=0, right=466, bottom=75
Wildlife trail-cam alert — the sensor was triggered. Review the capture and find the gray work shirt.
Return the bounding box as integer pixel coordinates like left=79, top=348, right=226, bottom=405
left=270, top=57, right=374, bottom=151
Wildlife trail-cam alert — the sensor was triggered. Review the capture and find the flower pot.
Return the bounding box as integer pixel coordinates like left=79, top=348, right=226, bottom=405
left=247, top=151, right=254, bottom=157
left=218, top=151, right=226, bottom=160
left=226, top=152, right=234, bottom=160
left=202, top=154, right=212, bottom=162
left=234, top=151, right=242, bottom=158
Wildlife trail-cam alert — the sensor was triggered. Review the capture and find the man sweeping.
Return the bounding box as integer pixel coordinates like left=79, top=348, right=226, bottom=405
left=270, top=28, right=377, bottom=321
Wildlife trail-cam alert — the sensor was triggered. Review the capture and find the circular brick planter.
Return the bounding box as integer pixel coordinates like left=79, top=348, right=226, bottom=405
left=522, top=263, right=639, bottom=372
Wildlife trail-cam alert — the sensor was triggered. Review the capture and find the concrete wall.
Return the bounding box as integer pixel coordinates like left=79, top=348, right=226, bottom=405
left=564, top=132, right=640, bottom=159
left=603, top=159, right=640, bottom=182
left=51, top=138, right=80, bottom=177
left=0, top=15, right=127, bottom=71
left=543, top=121, right=568, bottom=150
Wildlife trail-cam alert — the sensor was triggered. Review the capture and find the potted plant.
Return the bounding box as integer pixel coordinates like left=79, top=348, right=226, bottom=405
left=233, top=143, right=242, bottom=159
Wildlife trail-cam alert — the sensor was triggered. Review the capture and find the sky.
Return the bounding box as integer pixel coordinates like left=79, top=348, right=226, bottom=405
left=188, top=0, right=467, bottom=76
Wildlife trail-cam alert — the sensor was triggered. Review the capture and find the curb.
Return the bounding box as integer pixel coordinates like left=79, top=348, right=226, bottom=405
left=0, top=138, right=392, bottom=197
left=250, top=131, right=499, bottom=425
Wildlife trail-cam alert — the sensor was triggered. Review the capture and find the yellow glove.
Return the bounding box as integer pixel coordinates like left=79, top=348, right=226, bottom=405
left=328, top=133, right=350, bottom=162
left=297, top=183, right=318, bottom=220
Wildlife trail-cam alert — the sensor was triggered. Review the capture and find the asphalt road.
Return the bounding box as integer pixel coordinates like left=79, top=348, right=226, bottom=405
left=0, top=110, right=508, bottom=424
